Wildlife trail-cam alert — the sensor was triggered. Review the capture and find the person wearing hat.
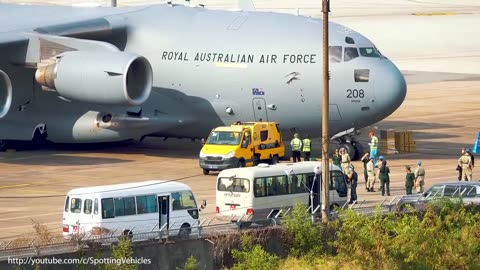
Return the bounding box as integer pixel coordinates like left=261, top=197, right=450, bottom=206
left=290, top=133, right=303, bottom=163
left=347, top=165, right=358, bottom=203
left=375, top=155, right=385, bottom=192
left=414, top=160, right=426, bottom=193
left=458, top=151, right=472, bottom=181
left=379, top=160, right=391, bottom=196
left=366, top=156, right=376, bottom=192
left=405, top=166, right=415, bottom=195
left=466, top=147, right=475, bottom=179
left=340, top=148, right=352, bottom=175
left=360, top=152, right=370, bottom=191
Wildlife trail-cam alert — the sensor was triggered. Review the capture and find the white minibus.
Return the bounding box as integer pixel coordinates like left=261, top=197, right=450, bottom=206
left=216, top=162, right=348, bottom=223
left=63, top=180, right=201, bottom=239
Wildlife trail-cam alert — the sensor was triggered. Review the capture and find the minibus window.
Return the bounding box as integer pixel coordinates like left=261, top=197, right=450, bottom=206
left=172, top=191, right=197, bottom=210
left=101, top=198, right=115, bottom=219
left=64, top=196, right=69, bottom=212
left=84, top=199, right=92, bottom=214
left=254, top=178, right=266, bottom=197
left=136, top=195, right=158, bottom=214
left=114, top=197, right=136, bottom=216
left=217, top=178, right=250, bottom=193
left=70, top=198, right=82, bottom=213
left=94, top=199, right=98, bottom=215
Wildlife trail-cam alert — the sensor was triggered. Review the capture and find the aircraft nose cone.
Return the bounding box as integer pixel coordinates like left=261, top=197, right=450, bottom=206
left=375, top=59, right=407, bottom=117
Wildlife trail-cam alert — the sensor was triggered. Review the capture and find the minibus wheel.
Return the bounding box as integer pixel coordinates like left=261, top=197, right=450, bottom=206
left=271, top=155, right=279, bottom=165
left=179, top=223, right=191, bottom=238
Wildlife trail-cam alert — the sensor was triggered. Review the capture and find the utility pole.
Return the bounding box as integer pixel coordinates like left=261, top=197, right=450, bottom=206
left=321, top=0, right=331, bottom=224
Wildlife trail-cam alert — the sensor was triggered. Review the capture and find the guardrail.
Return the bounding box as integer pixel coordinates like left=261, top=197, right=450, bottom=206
left=0, top=193, right=463, bottom=260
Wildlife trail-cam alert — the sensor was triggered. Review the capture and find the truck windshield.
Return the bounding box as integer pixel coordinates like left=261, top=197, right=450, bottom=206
left=206, top=131, right=242, bottom=145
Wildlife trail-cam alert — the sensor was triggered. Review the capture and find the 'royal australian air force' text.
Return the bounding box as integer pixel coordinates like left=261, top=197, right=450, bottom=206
left=161, top=51, right=317, bottom=64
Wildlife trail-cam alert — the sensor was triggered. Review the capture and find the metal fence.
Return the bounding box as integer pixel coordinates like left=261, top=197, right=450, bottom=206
left=1, top=192, right=469, bottom=261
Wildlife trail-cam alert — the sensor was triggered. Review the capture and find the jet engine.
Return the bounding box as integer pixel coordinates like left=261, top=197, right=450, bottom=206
left=0, top=70, right=12, bottom=119
left=35, top=51, right=153, bottom=106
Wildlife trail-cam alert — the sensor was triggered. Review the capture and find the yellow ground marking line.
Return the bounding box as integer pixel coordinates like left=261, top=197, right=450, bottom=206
left=0, top=183, right=31, bottom=189
left=412, top=12, right=458, bottom=16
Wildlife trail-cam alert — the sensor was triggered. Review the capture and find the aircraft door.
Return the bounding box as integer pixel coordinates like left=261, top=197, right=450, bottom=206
left=252, top=98, right=268, bottom=122
left=158, top=196, right=169, bottom=232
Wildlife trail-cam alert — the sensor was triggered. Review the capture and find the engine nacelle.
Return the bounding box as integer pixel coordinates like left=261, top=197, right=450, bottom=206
left=35, top=51, right=153, bottom=106
left=0, top=70, right=12, bottom=119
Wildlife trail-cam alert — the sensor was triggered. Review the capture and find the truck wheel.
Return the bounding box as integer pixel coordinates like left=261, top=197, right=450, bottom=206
left=271, top=155, right=279, bottom=165
left=237, top=160, right=245, bottom=168
left=202, top=169, right=210, bottom=175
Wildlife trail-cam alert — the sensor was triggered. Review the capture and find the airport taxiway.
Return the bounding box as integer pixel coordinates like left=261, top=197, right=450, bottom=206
left=0, top=79, right=478, bottom=241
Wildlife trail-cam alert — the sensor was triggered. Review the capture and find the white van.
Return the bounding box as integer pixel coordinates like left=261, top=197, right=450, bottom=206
left=63, top=180, right=201, bottom=239
left=216, top=162, right=348, bottom=223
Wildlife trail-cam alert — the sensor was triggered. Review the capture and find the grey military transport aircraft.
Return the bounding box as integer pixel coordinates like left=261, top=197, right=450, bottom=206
left=0, top=2, right=406, bottom=159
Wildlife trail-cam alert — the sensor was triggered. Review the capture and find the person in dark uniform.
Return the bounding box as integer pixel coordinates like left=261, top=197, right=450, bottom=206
left=379, top=160, right=391, bottom=196
left=347, top=166, right=358, bottom=204
left=332, top=148, right=341, bottom=167
left=405, top=166, right=415, bottom=195
left=360, top=152, right=370, bottom=191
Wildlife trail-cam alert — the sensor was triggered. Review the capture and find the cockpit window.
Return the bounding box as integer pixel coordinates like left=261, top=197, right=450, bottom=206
left=329, top=46, right=342, bottom=63
left=344, top=47, right=359, bottom=62
left=359, top=47, right=382, bottom=58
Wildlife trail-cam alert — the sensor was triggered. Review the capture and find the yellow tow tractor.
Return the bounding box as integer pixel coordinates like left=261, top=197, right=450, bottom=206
left=199, top=122, right=285, bottom=175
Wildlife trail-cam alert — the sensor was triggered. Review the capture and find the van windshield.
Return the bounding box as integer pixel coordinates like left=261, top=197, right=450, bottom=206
left=218, top=177, right=250, bottom=193
left=206, top=131, right=242, bottom=145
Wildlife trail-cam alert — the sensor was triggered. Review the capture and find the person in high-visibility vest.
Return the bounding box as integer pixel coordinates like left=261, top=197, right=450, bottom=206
left=302, top=134, right=311, bottom=161
left=290, top=133, right=303, bottom=163
left=368, top=131, right=379, bottom=164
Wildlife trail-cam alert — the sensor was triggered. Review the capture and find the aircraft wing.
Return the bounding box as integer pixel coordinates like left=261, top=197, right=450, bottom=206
left=0, top=11, right=155, bottom=141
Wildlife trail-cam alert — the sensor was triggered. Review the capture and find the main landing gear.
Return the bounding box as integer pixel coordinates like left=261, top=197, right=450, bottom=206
left=332, top=128, right=365, bottom=161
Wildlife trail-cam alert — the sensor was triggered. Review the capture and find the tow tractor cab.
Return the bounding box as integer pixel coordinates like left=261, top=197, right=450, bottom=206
left=63, top=181, right=203, bottom=239
left=199, top=122, right=285, bottom=175
left=215, top=162, right=348, bottom=223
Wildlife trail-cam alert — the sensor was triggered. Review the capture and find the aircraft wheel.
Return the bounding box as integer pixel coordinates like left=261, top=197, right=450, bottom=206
left=340, top=143, right=356, bottom=161
left=352, top=141, right=364, bottom=161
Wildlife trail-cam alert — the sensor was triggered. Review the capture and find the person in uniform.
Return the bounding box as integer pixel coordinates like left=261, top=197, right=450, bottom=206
left=375, top=156, right=385, bottom=192
left=414, top=160, right=426, bottom=193
left=332, top=148, right=341, bottom=167
left=360, top=152, right=370, bottom=190
left=340, top=148, right=351, bottom=175
left=466, top=147, right=475, bottom=180
left=366, top=157, right=376, bottom=192
left=458, top=151, right=472, bottom=181
left=379, top=160, right=391, bottom=196
left=347, top=166, right=358, bottom=204
left=368, top=131, right=379, bottom=164
left=405, top=166, right=415, bottom=195
left=302, top=134, right=312, bottom=161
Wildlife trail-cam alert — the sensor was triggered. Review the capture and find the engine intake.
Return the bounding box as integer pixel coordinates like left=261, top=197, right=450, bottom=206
left=0, top=70, right=12, bottom=119
left=35, top=51, right=153, bottom=106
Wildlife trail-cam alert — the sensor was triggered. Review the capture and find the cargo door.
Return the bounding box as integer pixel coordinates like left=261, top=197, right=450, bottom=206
left=252, top=98, right=268, bottom=122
